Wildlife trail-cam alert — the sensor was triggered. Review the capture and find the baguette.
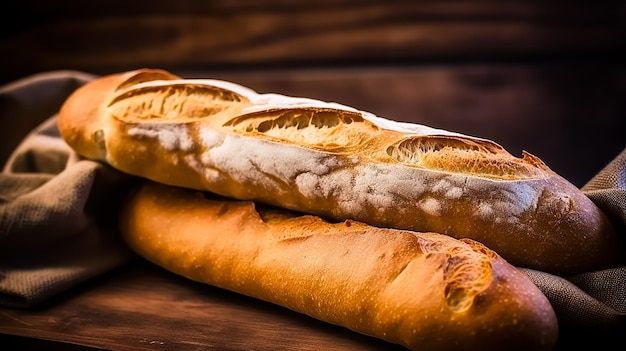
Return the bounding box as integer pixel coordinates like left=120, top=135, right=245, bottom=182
left=119, top=180, right=559, bottom=351
left=58, top=68, right=624, bottom=274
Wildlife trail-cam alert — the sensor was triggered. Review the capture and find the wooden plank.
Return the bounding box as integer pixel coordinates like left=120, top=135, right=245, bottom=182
left=0, top=255, right=616, bottom=350
left=1, top=1, right=623, bottom=82
left=0, top=260, right=404, bottom=350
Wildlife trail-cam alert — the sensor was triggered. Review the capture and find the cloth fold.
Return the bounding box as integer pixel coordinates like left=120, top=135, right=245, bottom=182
left=0, top=71, right=624, bottom=347
left=0, top=72, right=137, bottom=308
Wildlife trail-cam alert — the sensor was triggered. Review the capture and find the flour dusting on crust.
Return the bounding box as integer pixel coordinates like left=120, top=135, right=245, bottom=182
left=127, top=123, right=194, bottom=152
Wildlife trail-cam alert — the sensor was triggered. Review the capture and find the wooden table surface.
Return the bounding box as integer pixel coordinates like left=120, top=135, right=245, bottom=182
left=0, top=257, right=611, bottom=351
left=0, top=259, right=407, bottom=350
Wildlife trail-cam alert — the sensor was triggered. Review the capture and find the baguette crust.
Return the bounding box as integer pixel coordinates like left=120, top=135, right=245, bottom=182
left=120, top=181, right=558, bottom=351
left=58, top=68, right=624, bottom=274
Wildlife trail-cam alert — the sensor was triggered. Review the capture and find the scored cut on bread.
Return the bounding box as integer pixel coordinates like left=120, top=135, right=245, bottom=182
left=119, top=180, right=559, bottom=351
left=58, top=68, right=624, bottom=274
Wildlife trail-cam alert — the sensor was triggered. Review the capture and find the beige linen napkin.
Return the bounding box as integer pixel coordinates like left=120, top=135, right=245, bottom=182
left=0, top=72, right=136, bottom=308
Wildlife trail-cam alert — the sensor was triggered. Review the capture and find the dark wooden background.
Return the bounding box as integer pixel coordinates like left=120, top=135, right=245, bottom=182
left=1, top=0, right=625, bottom=186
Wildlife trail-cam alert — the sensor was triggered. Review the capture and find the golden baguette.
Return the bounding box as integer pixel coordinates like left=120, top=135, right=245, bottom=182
left=58, top=68, right=624, bottom=274
left=119, top=181, right=559, bottom=351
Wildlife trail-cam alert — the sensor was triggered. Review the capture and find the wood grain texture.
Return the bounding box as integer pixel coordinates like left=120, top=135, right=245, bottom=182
left=0, top=260, right=405, bottom=351
left=0, top=259, right=615, bottom=351
left=1, top=1, right=623, bottom=82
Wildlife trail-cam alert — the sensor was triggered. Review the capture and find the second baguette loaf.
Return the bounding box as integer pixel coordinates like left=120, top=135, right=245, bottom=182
left=119, top=180, right=559, bottom=351
left=58, top=69, right=624, bottom=274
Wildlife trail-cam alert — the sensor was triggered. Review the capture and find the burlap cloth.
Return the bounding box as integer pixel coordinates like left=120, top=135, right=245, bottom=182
left=1, top=71, right=624, bottom=348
